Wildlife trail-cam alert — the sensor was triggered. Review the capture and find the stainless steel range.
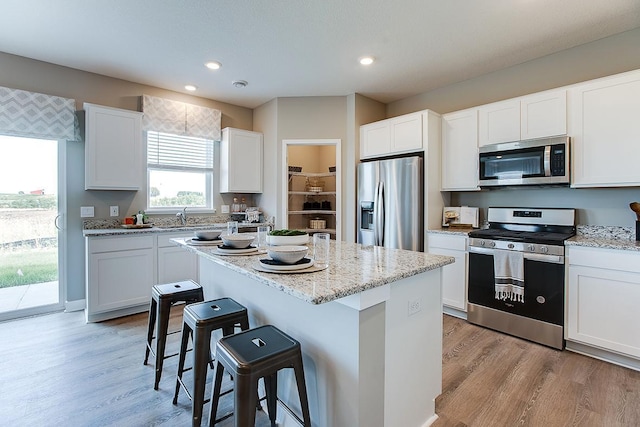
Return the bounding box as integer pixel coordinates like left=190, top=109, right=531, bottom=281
left=467, top=207, right=576, bottom=349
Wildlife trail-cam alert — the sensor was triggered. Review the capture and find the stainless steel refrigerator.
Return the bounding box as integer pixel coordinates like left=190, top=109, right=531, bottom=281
left=357, top=155, right=423, bottom=251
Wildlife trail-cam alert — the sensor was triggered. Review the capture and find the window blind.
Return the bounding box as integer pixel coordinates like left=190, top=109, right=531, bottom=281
left=147, top=131, right=213, bottom=171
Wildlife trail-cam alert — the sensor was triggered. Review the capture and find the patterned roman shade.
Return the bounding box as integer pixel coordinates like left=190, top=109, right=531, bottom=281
left=0, top=86, right=78, bottom=141
left=142, top=95, right=221, bottom=141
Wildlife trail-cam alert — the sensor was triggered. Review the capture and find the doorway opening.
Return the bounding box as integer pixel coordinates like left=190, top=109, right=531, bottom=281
left=0, top=135, right=64, bottom=321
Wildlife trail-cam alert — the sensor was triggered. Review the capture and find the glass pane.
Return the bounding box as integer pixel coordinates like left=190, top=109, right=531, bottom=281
left=149, top=169, right=209, bottom=208
left=481, top=150, right=544, bottom=179
left=0, top=135, right=59, bottom=315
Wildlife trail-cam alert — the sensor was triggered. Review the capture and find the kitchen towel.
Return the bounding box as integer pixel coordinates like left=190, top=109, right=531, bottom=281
left=493, top=249, right=525, bottom=303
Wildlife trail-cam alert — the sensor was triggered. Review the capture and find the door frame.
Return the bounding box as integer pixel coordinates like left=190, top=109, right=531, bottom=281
left=281, top=139, right=342, bottom=240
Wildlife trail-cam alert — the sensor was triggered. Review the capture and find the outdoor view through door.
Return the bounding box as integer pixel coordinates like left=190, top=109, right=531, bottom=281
left=0, top=135, right=60, bottom=319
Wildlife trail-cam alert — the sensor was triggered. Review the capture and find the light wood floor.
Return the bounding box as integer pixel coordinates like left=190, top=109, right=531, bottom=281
left=434, top=315, right=640, bottom=427
left=1, top=309, right=638, bottom=426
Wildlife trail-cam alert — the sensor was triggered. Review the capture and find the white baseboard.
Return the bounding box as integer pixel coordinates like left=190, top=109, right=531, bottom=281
left=64, top=299, right=86, bottom=312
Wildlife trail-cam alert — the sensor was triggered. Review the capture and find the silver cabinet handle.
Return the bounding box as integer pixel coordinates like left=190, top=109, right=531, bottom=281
left=54, top=214, right=62, bottom=231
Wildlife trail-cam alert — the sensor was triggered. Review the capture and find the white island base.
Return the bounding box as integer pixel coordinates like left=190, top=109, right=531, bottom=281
left=199, top=259, right=443, bottom=427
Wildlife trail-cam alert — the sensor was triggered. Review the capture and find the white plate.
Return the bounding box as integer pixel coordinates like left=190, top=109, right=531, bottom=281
left=186, top=238, right=223, bottom=246
left=258, top=257, right=314, bottom=271
left=253, top=262, right=327, bottom=274
left=216, top=245, right=258, bottom=255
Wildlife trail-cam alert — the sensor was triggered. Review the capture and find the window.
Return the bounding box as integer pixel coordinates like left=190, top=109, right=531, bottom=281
left=146, top=131, right=214, bottom=212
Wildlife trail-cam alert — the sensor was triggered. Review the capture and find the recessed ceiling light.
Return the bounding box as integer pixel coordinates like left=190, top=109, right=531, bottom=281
left=205, top=61, right=221, bottom=70
left=359, top=56, right=375, bottom=66
left=184, top=85, right=197, bottom=91
left=232, top=80, right=248, bottom=88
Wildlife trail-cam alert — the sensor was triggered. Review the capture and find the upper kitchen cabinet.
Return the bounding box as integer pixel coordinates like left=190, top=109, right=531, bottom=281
left=441, top=108, right=480, bottom=191
left=478, top=90, right=567, bottom=147
left=569, top=70, right=640, bottom=187
left=219, top=127, right=263, bottom=193
left=84, top=103, right=143, bottom=190
left=360, top=111, right=423, bottom=159
left=478, top=99, right=520, bottom=147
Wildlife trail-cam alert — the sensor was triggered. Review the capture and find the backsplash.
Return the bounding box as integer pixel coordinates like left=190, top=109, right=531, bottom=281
left=83, top=214, right=234, bottom=230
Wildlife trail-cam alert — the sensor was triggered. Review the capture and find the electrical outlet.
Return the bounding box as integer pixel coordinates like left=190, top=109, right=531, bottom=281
left=80, top=206, right=95, bottom=218
left=408, top=298, right=422, bottom=316
left=221, top=205, right=230, bottom=214
left=109, top=206, right=119, bottom=217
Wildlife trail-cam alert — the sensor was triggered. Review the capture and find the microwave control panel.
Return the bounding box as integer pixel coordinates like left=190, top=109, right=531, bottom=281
left=550, top=144, right=566, bottom=176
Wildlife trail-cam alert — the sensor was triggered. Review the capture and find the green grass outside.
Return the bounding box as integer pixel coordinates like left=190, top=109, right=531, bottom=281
left=0, top=249, right=58, bottom=288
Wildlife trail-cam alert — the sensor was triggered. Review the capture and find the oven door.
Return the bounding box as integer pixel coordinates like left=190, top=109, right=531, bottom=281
left=467, top=247, right=564, bottom=325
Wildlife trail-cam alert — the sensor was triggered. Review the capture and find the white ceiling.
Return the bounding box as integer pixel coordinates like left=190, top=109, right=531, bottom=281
left=2, top=0, right=640, bottom=109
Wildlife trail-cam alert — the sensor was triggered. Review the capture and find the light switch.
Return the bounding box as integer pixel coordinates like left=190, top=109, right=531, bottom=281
left=80, top=206, right=95, bottom=218
left=221, top=205, right=230, bottom=214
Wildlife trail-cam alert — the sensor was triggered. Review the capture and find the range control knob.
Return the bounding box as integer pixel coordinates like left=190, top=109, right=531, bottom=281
left=507, top=243, right=514, bottom=249
left=527, top=244, right=536, bottom=252
left=480, top=240, right=486, bottom=247
left=540, top=246, right=549, bottom=254
left=488, top=241, right=496, bottom=248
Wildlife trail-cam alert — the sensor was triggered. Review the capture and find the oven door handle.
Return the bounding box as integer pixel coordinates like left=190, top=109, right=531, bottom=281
left=468, top=246, right=564, bottom=264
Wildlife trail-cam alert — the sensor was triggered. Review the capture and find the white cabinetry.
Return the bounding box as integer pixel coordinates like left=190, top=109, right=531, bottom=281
left=220, top=127, right=263, bottom=193
left=569, top=70, right=640, bottom=187
left=427, top=233, right=468, bottom=315
left=567, top=246, right=640, bottom=360
left=441, top=109, right=479, bottom=191
left=157, top=232, right=199, bottom=284
left=84, top=103, right=143, bottom=190
left=360, top=111, right=423, bottom=159
left=478, top=90, right=566, bottom=147
left=86, top=235, right=155, bottom=322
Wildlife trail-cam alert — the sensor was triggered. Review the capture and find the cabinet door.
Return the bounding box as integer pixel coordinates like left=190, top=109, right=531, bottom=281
left=567, top=265, right=640, bottom=358
left=87, top=248, right=154, bottom=314
left=84, top=103, right=143, bottom=190
left=157, top=233, right=199, bottom=284
left=220, top=128, right=263, bottom=193
left=570, top=71, right=640, bottom=187
left=390, top=112, right=423, bottom=153
left=360, top=120, right=390, bottom=159
left=520, top=90, right=567, bottom=140
left=441, top=109, right=479, bottom=191
left=427, top=234, right=468, bottom=311
left=478, top=99, right=520, bottom=147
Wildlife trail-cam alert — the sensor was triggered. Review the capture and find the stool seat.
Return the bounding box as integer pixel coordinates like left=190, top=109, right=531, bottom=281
left=144, top=280, right=204, bottom=390
left=173, top=298, right=250, bottom=427
left=209, top=325, right=311, bottom=427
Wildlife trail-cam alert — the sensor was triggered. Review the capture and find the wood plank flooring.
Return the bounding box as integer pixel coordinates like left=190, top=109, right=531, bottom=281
left=434, top=315, right=640, bottom=427
left=1, top=309, right=638, bottom=426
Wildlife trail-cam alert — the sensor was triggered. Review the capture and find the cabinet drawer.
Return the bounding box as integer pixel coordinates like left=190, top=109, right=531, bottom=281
left=88, top=235, right=155, bottom=253
left=157, top=232, right=194, bottom=247
left=427, top=234, right=467, bottom=251
left=567, top=246, right=640, bottom=273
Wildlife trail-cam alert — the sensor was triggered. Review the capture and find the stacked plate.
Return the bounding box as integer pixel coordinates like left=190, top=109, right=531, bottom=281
left=216, top=245, right=258, bottom=255
left=186, top=237, right=223, bottom=246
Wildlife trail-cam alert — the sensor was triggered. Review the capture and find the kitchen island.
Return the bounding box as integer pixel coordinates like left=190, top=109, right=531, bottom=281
left=174, top=238, right=453, bottom=427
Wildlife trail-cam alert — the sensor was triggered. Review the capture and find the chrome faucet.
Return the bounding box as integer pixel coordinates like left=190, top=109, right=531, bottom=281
left=176, top=207, right=187, bottom=225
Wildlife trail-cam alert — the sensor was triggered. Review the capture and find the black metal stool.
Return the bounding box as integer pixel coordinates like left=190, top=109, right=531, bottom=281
left=173, top=298, right=250, bottom=427
left=144, top=280, right=204, bottom=390
left=208, top=325, right=311, bottom=427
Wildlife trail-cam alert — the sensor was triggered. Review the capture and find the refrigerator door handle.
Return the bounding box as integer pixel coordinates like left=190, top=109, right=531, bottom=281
left=374, top=181, right=385, bottom=246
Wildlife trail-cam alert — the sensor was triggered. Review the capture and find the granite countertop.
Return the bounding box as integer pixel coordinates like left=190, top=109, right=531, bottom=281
left=174, top=239, right=454, bottom=305
left=427, top=227, right=475, bottom=236
left=83, top=221, right=272, bottom=237
left=566, top=225, right=640, bottom=252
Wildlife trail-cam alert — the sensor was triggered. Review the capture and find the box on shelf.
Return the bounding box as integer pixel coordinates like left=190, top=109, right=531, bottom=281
left=442, top=206, right=479, bottom=228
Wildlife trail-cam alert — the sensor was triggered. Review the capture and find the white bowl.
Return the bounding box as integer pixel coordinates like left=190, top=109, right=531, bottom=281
left=194, top=229, right=222, bottom=240
left=221, top=234, right=255, bottom=248
left=266, top=233, right=309, bottom=246
left=267, top=245, right=308, bottom=264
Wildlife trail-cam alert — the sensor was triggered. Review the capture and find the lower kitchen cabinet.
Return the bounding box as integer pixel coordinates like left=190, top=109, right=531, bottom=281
left=427, top=233, right=468, bottom=315
left=85, top=231, right=199, bottom=322
left=566, top=246, right=640, bottom=360
left=86, top=235, right=155, bottom=322
left=157, top=232, right=199, bottom=284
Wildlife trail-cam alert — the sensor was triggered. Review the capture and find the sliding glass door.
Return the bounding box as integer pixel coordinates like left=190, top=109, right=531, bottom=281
left=0, top=135, right=64, bottom=321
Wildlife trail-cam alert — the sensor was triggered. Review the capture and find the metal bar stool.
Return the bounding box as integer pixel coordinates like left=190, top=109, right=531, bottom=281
left=144, top=280, right=204, bottom=390
left=208, top=324, right=311, bottom=427
left=173, top=298, right=250, bottom=427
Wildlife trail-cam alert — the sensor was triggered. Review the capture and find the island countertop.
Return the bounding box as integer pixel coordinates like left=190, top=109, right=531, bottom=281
left=173, top=238, right=454, bottom=305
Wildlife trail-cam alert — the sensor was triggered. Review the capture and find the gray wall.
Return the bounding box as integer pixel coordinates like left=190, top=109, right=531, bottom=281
left=386, top=28, right=640, bottom=229
left=0, top=52, right=253, bottom=302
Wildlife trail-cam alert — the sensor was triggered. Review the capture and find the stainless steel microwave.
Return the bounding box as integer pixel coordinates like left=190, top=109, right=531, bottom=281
left=478, top=136, right=570, bottom=187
